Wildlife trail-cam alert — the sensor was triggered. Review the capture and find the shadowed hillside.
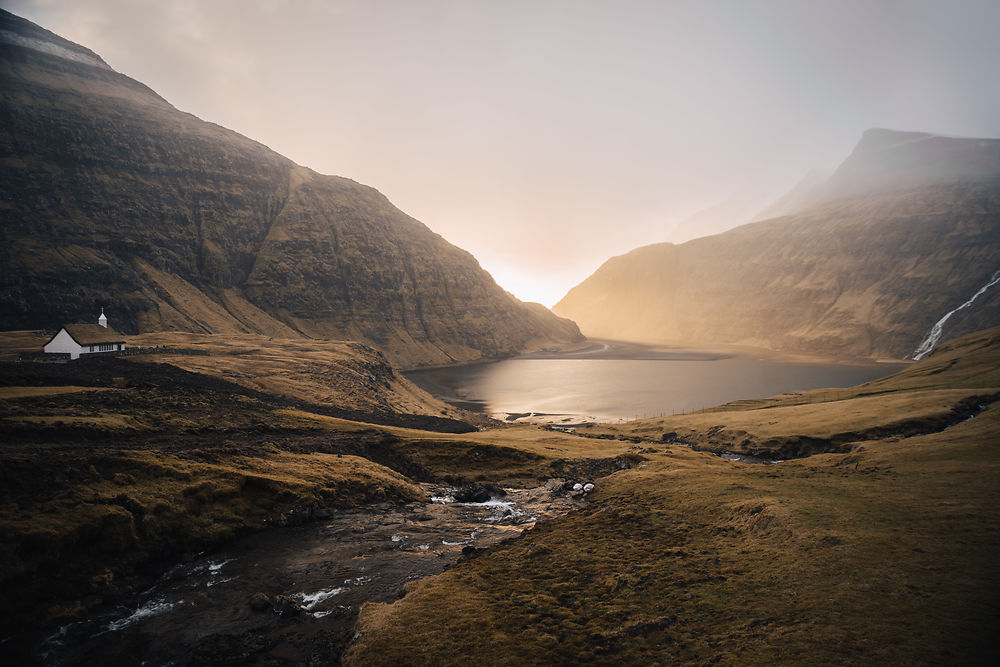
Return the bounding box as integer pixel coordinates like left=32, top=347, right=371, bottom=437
left=554, top=129, right=1000, bottom=360
left=0, top=10, right=580, bottom=367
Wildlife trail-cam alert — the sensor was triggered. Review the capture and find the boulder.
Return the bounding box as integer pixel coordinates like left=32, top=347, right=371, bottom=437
left=454, top=484, right=506, bottom=503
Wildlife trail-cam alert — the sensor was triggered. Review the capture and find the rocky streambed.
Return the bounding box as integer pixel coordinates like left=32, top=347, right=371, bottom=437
left=35, top=480, right=593, bottom=665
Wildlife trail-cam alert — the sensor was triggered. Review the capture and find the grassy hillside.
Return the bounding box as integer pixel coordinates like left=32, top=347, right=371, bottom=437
left=346, top=327, right=1000, bottom=664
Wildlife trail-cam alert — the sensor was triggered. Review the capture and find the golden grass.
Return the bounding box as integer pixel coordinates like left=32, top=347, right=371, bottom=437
left=3, top=413, right=149, bottom=429
left=0, top=330, right=49, bottom=360
left=347, top=406, right=1000, bottom=665
left=585, top=388, right=990, bottom=444
left=0, top=386, right=112, bottom=399
left=129, top=332, right=461, bottom=418
left=277, top=409, right=634, bottom=460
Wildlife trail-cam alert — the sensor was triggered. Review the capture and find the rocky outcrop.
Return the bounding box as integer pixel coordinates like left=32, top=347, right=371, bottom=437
left=0, top=10, right=581, bottom=367
left=554, top=129, right=1000, bottom=360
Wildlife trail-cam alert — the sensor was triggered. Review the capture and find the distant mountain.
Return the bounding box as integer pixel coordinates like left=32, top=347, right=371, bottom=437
left=554, top=129, right=1000, bottom=360
left=818, top=128, right=1000, bottom=201
left=750, top=169, right=830, bottom=222
left=666, top=194, right=765, bottom=244
left=0, top=10, right=580, bottom=367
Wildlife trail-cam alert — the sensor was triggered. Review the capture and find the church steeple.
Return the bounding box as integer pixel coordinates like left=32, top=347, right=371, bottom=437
left=98, top=308, right=107, bottom=328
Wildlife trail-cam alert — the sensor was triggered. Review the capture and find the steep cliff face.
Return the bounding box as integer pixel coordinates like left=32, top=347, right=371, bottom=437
left=554, top=130, right=1000, bottom=360
left=0, top=10, right=580, bottom=367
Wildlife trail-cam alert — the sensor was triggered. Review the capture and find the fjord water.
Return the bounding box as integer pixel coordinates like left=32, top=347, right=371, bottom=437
left=407, top=340, right=907, bottom=422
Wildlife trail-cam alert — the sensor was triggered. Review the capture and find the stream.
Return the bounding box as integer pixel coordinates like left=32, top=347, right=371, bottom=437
left=35, top=482, right=589, bottom=665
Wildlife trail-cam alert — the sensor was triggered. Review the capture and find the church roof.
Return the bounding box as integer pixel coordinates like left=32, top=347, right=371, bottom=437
left=59, top=323, right=126, bottom=345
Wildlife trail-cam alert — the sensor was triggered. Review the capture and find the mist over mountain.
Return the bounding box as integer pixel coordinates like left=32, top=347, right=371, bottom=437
left=666, top=194, right=767, bottom=245
left=0, top=10, right=580, bottom=367
left=554, top=129, right=1000, bottom=360
left=751, top=169, right=831, bottom=222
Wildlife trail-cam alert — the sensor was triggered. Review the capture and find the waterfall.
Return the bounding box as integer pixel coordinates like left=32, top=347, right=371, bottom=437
left=911, top=269, right=1000, bottom=360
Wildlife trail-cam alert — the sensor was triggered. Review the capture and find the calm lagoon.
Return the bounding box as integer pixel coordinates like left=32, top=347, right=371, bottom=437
left=406, top=340, right=907, bottom=423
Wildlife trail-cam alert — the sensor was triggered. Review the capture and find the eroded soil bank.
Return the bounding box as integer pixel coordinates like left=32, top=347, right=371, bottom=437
left=33, top=482, right=590, bottom=665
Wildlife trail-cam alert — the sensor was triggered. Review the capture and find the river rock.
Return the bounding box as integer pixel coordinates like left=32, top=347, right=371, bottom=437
left=454, top=484, right=506, bottom=503
left=543, top=478, right=568, bottom=492
left=249, top=592, right=272, bottom=612
left=272, top=594, right=303, bottom=618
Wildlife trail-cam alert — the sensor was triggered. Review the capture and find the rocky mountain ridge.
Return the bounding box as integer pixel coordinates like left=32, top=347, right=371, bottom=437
left=0, top=10, right=581, bottom=367
left=554, top=129, right=1000, bottom=360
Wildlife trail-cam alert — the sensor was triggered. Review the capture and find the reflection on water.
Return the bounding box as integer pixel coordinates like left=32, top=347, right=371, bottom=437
left=407, top=341, right=906, bottom=422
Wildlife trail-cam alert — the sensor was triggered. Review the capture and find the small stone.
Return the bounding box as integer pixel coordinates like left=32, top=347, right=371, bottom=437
left=572, top=483, right=584, bottom=491
left=272, top=594, right=303, bottom=617
left=583, top=483, right=595, bottom=493
left=543, top=478, right=567, bottom=491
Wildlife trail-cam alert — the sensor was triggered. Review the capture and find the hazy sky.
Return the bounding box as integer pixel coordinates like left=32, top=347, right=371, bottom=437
left=6, top=0, right=1000, bottom=305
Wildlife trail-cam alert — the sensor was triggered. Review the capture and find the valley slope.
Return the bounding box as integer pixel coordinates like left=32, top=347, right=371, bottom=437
left=0, top=10, right=580, bottom=367
left=555, top=129, right=1000, bottom=360
left=346, top=326, right=1000, bottom=665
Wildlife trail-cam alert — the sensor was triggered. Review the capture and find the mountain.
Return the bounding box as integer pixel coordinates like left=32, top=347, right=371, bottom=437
left=750, top=168, right=830, bottom=221
left=666, top=193, right=764, bottom=244
left=554, top=129, right=1000, bottom=360
left=0, top=10, right=581, bottom=367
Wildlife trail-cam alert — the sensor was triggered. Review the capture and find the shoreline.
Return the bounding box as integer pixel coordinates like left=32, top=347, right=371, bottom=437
left=404, top=337, right=914, bottom=373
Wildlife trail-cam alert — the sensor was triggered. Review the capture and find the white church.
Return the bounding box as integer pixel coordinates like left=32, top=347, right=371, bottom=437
left=43, top=309, right=126, bottom=360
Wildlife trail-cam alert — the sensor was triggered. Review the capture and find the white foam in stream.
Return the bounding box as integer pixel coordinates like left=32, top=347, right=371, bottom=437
left=208, top=558, right=234, bottom=573
left=296, top=587, right=345, bottom=610
left=455, top=499, right=514, bottom=507
left=106, top=598, right=177, bottom=631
